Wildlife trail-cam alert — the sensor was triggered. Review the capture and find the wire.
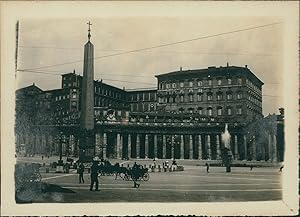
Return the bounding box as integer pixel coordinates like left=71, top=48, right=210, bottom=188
left=18, top=22, right=280, bottom=71
left=18, top=70, right=155, bottom=85
left=20, top=46, right=278, bottom=57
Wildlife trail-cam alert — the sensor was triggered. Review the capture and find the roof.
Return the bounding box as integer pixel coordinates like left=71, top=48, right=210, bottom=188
left=155, top=65, right=264, bottom=86
left=16, top=84, right=43, bottom=96
left=126, top=87, right=157, bottom=92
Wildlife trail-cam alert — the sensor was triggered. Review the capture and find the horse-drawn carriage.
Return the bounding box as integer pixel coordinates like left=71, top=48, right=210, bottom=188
left=15, top=163, right=42, bottom=192
left=98, top=161, right=150, bottom=182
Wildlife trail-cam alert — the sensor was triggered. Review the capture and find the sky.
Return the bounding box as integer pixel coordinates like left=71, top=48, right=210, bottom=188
left=16, top=17, right=283, bottom=116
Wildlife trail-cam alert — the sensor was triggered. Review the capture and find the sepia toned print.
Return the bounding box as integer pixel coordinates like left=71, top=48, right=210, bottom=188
left=14, top=17, right=284, bottom=203
left=1, top=1, right=298, bottom=216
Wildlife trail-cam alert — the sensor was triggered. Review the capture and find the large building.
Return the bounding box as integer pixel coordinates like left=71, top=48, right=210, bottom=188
left=15, top=28, right=284, bottom=162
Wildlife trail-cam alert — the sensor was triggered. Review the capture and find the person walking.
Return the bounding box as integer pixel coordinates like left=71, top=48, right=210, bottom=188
left=206, top=163, right=210, bottom=173
left=132, top=162, right=140, bottom=188
left=78, top=162, right=85, bottom=184
left=90, top=161, right=99, bottom=191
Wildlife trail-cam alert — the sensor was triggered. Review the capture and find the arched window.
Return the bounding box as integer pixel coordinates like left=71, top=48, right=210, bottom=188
left=197, top=93, right=203, bottom=102
left=217, top=106, right=222, bottom=116
left=237, top=106, right=242, bottom=115
left=207, top=107, right=213, bottom=116
left=207, top=92, right=213, bottom=101
left=237, top=91, right=242, bottom=100
left=227, top=107, right=232, bottom=116
left=197, top=107, right=203, bottom=115
left=226, top=91, right=233, bottom=100
left=217, top=91, right=223, bottom=101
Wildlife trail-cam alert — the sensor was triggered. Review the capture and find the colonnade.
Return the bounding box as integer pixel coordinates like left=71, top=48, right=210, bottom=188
left=15, top=131, right=279, bottom=161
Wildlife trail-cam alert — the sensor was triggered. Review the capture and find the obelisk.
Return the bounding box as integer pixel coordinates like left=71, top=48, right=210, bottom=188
left=79, top=21, right=95, bottom=161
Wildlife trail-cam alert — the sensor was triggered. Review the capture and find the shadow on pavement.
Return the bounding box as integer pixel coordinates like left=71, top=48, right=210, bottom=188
left=16, top=182, right=75, bottom=203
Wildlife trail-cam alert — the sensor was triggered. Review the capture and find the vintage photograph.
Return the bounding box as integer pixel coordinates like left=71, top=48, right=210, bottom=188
left=1, top=1, right=298, bottom=216
left=14, top=17, right=285, bottom=203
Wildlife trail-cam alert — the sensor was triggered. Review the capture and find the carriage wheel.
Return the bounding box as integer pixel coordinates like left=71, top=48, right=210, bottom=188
left=143, top=173, right=150, bottom=181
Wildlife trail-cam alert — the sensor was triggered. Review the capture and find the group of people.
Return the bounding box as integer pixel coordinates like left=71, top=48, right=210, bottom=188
left=77, top=160, right=144, bottom=191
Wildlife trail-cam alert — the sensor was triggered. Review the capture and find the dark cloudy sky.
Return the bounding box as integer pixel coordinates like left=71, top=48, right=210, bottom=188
left=16, top=17, right=283, bottom=116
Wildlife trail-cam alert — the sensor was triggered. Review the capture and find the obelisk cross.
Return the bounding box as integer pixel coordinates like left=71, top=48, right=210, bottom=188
left=87, top=21, right=92, bottom=41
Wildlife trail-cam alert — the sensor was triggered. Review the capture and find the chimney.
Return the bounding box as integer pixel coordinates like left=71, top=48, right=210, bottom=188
left=180, top=66, right=182, bottom=71
left=245, top=65, right=248, bottom=68
left=226, top=62, right=229, bottom=67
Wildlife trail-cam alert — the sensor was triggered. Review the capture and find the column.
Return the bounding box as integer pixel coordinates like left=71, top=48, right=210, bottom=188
left=243, top=135, right=247, bottom=160
left=198, top=135, right=202, bottom=159
left=162, top=135, right=166, bottom=159
left=171, top=135, right=175, bottom=159
left=252, top=136, right=256, bottom=161
left=120, top=134, right=123, bottom=159
left=41, top=134, right=46, bottom=154
left=116, top=133, right=121, bottom=159
left=273, top=134, right=277, bottom=162
left=206, top=135, right=211, bottom=160
left=153, top=134, right=157, bottom=158
left=95, top=133, right=101, bottom=156
left=128, top=134, right=132, bottom=158
left=189, top=135, right=193, bottom=159
left=216, top=135, right=221, bottom=160
left=136, top=134, right=140, bottom=158
left=145, top=134, right=149, bottom=158
left=103, top=133, right=107, bottom=159
left=268, top=134, right=272, bottom=161
left=234, top=135, right=239, bottom=160
left=180, top=135, right=184, bottom=159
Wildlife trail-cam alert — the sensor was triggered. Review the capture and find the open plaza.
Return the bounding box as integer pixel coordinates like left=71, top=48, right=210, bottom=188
left=15, top=155, right=282, bottom=203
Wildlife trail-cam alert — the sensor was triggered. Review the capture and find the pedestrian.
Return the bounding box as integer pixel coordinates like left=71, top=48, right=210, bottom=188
left=78, top=162, right=85, bottom=184
left=90, top=161, right=99, bottom=191
left=206, top=163, right=210, bottom=173
left=132, top=162, right=140, bottom=188
left=42, top=155, right=44, bottom=160
left=250, top=165, right=253, bottom=171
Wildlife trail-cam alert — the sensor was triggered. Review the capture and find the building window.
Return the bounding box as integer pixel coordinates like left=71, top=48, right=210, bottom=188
left=208, top=80, right=212, bottom=86
left=166, top=83, right=170, bottom=89
left=188, top=108, right=194, bottom=113
left=217, top=92, right=223, bottom=101
left=227, top=92, right=233, bottom=100
left=197, top=93, right=203, bottom=102
left=180, top=95, right=184, bottom=102
left=217, top=107, right=222, bottom=116
left=189, top=94, right=193, bottom=102
left=180, top=82, right=184, bottom=87
left=179, top=107, right=184, bottom=113
left=207, top=107, right=213, bottom=116
left=228, top=78, right=232, bottom=85
left=238, top=78, right=242, bottom=85
left=197, top=107, right=203, bottom=115
left=189, top=81, right=193, bottom=87
left=72, top=93, right=77, bottom=99
left=237, top=92, right=242, bottom=99
left=197, top=80, right=203, bottom=86
left=59, top=96, right=62, bottom=100
left=237, top=107, right=242, bottom=115
left=217, top=79, right=222, bottom=85
left=227, top=107, right=232, bottom=115
left=207, top=93, right=213, bottom=101
left=172, top=83, right=176, bottom=88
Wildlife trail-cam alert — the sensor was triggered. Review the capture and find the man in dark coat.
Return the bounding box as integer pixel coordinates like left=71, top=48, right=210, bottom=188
left=78, top=162, right=85, bottom=184
left=90, top=161, right=99, bottom=191
left=132, top=162, right=140, bottom=188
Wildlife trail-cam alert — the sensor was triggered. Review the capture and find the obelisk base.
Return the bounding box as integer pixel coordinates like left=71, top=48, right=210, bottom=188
left=79, top=130, right=95, bottom=162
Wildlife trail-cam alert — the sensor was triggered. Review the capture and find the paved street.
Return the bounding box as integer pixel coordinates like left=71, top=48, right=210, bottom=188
left=15, top=156, right=282, bottom=203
